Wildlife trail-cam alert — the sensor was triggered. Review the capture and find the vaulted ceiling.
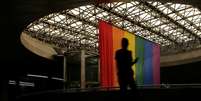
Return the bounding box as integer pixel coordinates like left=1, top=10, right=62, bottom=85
left=24, top=1, right=201, bottom=55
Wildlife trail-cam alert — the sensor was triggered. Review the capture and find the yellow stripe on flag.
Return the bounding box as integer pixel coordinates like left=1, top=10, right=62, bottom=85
left=124, top=32, right=136, bottom=79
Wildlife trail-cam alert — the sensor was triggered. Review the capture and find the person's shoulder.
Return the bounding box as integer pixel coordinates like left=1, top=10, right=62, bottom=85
left=128, top=50, right=132, bottom=53
left=115, top=49, right=123, bottom=56
left=128, top=50, right=132, bottom=52
left=127, top=50, right=132, bottom=55
left=116, top=49, right=122, bottom=53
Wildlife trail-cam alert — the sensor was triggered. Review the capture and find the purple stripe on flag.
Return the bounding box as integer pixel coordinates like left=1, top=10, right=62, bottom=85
left=153, top=44, right=160, bottom=85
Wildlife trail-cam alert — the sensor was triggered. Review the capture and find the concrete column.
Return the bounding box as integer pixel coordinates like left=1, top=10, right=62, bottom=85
left=81, top=50, right=86, bottom=89
left=63, top=55, right=67, bottom=90
left=98, top=58, right=100, bottom=83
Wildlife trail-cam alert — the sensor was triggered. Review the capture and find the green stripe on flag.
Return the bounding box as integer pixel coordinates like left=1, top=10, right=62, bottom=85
left=136, top=37, right=144, bottom=85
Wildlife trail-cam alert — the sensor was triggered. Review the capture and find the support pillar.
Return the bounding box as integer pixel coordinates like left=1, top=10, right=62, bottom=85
left=98, top=58, right=100, bottom=84
left=63, top=54, right=67, bottom=90
left=81, top=50, right=86, bottom=89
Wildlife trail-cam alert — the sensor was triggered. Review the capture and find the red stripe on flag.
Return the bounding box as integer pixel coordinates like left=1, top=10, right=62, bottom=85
left=99, top=20, right=114, bottom=88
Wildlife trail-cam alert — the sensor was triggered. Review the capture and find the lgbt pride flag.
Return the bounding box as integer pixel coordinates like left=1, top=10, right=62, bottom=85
left=99, top=20, right=160, bottom=88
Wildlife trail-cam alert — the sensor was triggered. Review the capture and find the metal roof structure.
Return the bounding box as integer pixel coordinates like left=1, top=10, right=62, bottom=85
left=24, top=1, right=201, bottom=55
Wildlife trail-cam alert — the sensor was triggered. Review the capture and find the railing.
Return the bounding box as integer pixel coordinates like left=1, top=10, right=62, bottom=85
left=59, top=83, right=201, bottom=93
left=16, top=83, right=201, bottom=100
left=12, top=82, right=201, bottom=98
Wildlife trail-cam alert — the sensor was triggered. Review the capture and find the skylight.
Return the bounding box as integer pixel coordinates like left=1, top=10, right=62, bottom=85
left=24, top=1, right=201, bottom=55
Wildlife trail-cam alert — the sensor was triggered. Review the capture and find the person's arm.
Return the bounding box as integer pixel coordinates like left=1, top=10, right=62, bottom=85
left=133, top=57, right=139, bottom=64
left=129, top=51, right=139, bottom=66
left=131, top=57, right=138, bottom=66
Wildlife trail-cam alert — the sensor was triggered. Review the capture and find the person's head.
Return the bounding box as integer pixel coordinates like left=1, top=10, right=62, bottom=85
left=121, top=38, right=129, bottom=49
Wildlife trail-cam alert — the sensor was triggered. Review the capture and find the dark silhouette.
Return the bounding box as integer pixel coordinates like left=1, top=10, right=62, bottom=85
left=115, top=38, right=138, bottom=94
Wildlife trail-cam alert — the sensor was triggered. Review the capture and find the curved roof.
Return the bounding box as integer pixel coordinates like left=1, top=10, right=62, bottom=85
left=24, top=1, right=201, bottom=56
left=19, top=0, right=201, bottom=66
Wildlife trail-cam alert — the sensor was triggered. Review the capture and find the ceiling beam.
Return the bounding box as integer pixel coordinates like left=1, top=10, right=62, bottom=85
left=60, top=11, right=98, bottom=27
left=142, top=1, right=201, bottom=42
left=164, top=3, right=201, bottom=33
left=41, top=21, right=97, bottom=40
left=97, top=3, right=179, bottom=44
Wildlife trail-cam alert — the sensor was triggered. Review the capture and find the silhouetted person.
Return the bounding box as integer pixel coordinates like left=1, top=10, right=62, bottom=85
left=115, top=38, right=138, bottom=94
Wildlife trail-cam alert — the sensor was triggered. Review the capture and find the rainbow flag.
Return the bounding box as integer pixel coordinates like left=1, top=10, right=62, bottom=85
left=99, top=20, right=160, bottom=88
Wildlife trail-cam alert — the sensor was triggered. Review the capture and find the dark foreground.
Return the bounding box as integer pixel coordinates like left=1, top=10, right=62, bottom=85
left=16, top=87, right=201, bottom=101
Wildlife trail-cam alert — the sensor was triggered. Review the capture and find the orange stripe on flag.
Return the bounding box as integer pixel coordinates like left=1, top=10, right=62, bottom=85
left=112, top=26, right=124, bottom=87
